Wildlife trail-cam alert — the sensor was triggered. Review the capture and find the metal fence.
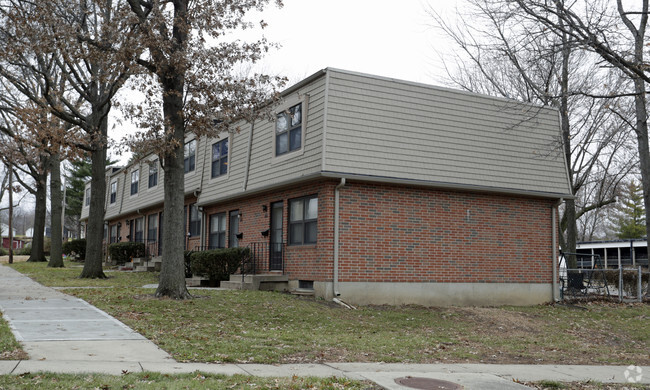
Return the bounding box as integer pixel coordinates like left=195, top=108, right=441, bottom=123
left=560, top=252, right=649, bottom=302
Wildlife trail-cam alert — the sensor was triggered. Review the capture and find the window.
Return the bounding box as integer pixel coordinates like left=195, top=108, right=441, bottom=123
left=209, top=213, right=226, bottom=249
left=184, top=140, right=196, bottom=173
left=110, top=224, right=118, bottom=244
left=85, top=188, right=90, bottom=206
left=189, top=203, right=200, bottom=237
left=131, top=170, right=139, bottom=195
left=147, top=214, right=158, bottom=242
left=134, top=217, right=144, bottom=242
left=211, top=138, right=229, bottom=178
left=110, top=181, right=117, bottom=204
left=275, top=103, right=302, bottom=156
left=148, top=160, right=158, bottom=188
left=289, top=195, right=318, bottom=245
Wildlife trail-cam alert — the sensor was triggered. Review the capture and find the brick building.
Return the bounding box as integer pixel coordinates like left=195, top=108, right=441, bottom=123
left=81, top=69, right=572, bottom=306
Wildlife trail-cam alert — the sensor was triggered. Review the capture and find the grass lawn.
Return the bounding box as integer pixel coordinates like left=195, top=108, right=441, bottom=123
left=4, top=261, right=650, bottom=366
left=0, top=372, right=373, bottom=389
left=0, top=314, right=27, bottom=360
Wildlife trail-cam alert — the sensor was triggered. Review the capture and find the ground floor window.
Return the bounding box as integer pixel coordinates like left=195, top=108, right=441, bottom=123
left=209, top=213, right=226, bottom=249
left=288, top=195, right=318, bottom=245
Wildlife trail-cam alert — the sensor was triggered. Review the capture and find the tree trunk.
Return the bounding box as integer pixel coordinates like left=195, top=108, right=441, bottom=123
left=27, top=157, right=48, bottom=262
left=80, top=115, right=108, bottom=278
left=48, top=153, right=64, bottom=267
left=633, top=77, right=650, bottom=262
left=155, top=75, right=191, bottom=299
left=8, top=164, right=13, bottom=264
left=558, top=13, right=578, bottom=269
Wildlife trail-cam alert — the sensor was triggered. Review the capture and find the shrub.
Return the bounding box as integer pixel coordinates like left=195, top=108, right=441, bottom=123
left=16, top=246, right=31, bottom=256
left=108, top=242, right=145, bottom=265
left=602, top=269, right=649, bottom=297
left=189, top=247, right=251, bottom=284
left=62, top=239, right=86, bottom=260
left=0, top=247, right=6, bottom=256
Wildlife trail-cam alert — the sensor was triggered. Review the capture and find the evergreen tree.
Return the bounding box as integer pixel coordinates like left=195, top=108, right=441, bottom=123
left=65, top=156, right=92, bottom=239
left=611, top=180, right=646, bottom=239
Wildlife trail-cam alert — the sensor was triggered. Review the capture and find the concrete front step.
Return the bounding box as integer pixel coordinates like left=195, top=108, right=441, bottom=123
left=222, top=274, right=289, bottom=291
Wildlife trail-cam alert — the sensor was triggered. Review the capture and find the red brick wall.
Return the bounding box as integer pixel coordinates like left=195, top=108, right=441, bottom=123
left=338, top=182, right=555, bottom=284
left=201, top=180, right=336, bottom=281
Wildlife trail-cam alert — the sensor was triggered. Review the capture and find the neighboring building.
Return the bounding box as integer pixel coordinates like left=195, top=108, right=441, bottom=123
left=81, top=68, right=572, bottom=306
left=575, top=239, right=649, bottom=269
left=1, top=237, right=25, bottom=250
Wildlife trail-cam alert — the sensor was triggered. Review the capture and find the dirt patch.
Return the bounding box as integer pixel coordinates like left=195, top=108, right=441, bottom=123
left=0, top=349, right=28, bottom=360
left=0, top=256, right=29, bottom=264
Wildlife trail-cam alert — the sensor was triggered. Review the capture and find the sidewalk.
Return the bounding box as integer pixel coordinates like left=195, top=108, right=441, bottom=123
left=1, top=264, right=648, bottom=389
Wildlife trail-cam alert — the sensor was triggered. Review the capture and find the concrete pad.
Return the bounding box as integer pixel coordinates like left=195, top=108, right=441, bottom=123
left=237, top=363, right=346, bottom=378
left=139, top=362, right=248, bottom=375
left=362, top=372, right=532, bottom=390
left=12, top=360, right=143, bottom=375
left=0, top=361, right=19, bottom=375
left=23, top=340, right=172, bottom=362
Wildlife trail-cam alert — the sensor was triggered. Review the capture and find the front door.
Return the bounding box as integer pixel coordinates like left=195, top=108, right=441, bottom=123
left=229, top=210, right=239, bottom=248
left=269, top=201, right=283, bottom=271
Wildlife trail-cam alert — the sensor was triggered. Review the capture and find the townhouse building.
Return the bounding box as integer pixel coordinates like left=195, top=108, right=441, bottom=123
left=81, top=68, right=573, bottom=306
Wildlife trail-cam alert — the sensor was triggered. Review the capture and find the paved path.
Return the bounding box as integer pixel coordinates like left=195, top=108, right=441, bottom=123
left=0, top=264, right=648, bottom=389
left=0, top=264, right=172, bottom=362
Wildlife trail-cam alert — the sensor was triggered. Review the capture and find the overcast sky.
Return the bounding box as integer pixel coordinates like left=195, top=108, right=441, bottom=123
left=108, top=0, right=460, bottom=162
left=233, top=0, right=455, bottom=85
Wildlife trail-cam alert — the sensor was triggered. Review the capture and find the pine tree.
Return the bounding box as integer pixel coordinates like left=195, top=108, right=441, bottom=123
left=65, top=157, right=92, bottom=239
left=611, top=180, right=646, bottom=239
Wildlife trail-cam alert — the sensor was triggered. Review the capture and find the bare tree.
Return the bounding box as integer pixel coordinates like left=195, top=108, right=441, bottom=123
left=0, top=0, right=142, bottom=276
left=430, top=0, right=636, bottom=267
left=510, top=0, right=650, bottom=258
left=123, top=0, right=285, bottom=299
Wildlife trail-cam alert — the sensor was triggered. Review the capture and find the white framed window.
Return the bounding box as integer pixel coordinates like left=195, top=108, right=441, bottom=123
left=275, top=103, right=302, bottom=156
left=110, top=181, right=117, bottom=204
left=130, top=170, right=139, bottom=195
left=148, top=160, right=158, bottom=188
left=209, top=213, right=226, bottom=249
left=184, top=140, right=196, bottom=173
left=211, top=138, right=229, bottom=178
left=85, top=188, right=90, bottom=206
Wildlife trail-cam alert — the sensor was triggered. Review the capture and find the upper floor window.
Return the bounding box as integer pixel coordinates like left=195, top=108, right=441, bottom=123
left=184, top=140, right=196, bottom=173
left=289, top=195, right=318, bottom=245
left=148, top=160, right=158, bottom=188
left=276, top=103, right=302, bottom=156
left=110, top=181, right=117, bottom=204
left=211, top=138, right=229, bottom=178
left=85, top=188, right=90, bottom=206
left=131, top=170, right=139, bottom=195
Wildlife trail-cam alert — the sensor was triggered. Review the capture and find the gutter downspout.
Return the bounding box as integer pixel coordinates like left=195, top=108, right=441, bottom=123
left=552, top=198, right=564, bottom=302
left=333, top=178, right=346, bottom=298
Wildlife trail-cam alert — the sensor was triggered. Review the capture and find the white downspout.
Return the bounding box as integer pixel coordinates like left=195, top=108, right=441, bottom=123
left=333, top=178, right=346, bottom=298
left=552, top=198, right=563, bottom=302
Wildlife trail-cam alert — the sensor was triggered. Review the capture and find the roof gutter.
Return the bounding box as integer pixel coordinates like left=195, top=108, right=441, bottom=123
left=552, top=198, right=564, bottom=302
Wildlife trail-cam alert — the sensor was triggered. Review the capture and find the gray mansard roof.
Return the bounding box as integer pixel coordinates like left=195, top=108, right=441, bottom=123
left=82, top=68, right=572, bottom=221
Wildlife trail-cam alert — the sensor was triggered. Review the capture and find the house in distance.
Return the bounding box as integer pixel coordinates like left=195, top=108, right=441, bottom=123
left=81, top=68, right=572, bottom=306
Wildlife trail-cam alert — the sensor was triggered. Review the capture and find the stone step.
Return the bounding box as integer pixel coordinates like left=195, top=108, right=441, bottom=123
left=228, top=274, right=288, bottom=284
left=186, top=276, right=210, bottom=287
left=291, top=288, right=315, bottom=296
left=220, top=280, right=256, bottom=290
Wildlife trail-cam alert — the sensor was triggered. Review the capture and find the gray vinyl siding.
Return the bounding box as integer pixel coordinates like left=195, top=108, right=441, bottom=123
left=198, top=76, right=326, bottom=205
left=322, top=70, right=571, bottom=196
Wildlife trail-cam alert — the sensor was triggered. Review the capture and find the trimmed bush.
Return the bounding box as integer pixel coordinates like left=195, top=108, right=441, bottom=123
left=108, top=242, right=145, bottom=265
left=16, top=246, right=31, bottom=256
left=189, top=247, right=251, bottom=284
left=603, top=269, right=649, bottom=297
left=62, top=239, right=86, bottom=260
left=0, top=247, right=6, bottom=256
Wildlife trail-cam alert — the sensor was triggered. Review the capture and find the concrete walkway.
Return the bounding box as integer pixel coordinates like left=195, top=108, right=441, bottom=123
left=1, top=264, right=648, bottom=389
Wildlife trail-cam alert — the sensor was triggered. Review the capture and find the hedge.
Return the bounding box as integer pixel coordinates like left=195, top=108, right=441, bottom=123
left=0, top=247, right=6, bottom=256
left=62, top=239, right=86, bottom=260
left=189, top=247, right=251, bottom=283
left=108, top=242, right=145, bottom=265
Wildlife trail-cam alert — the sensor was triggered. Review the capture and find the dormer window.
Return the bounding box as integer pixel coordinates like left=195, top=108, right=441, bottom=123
left=276, top=103, right=302, bottom=156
